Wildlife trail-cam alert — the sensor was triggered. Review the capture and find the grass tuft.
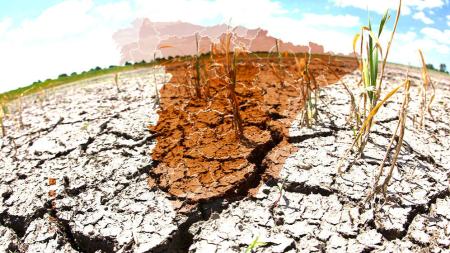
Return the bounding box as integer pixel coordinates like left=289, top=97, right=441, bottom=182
left=245, top=236, right=267, bottom=253
left=295, top=50, right=319, bottom=127
left=337, top=82, right=404, bottom=173
left=207, top=28, right=245, bottom=139
left=338, top=0, right=402, bottom=169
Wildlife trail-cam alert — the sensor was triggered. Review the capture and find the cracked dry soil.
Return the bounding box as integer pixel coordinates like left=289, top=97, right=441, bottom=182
left=1, top=59, right=450, bottom=253
left=148, top=55, right=356, bottom=203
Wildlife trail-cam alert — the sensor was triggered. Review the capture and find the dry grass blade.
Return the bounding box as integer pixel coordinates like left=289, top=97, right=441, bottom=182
left=152, top=71, right=161, bottom=108
left=114, top=73, right=121, bottom=93
left=329, top=68, right=361, bottom=128
left=427, top=83, right=435, bottom=119
left=337, top=83, right=404, bottom=173
left=270, top=63, right=285, bottom=86
left=193, top=33, right=202, bottom=99
left=376, top=0, right=402, bottom=99
left=214, top=28, right=244, bottom=139
left=339, top=0, right=402, bottom=174
left=201, top=62, right=211, bottom=99
left=228, top=46, right=244, bottom=139
left=352, top=33, right=362, bottom=71
left=417, top=49, right=435, bottom=126
left=0, top=100, right=5, bottom=137
left=271, top=39, right=287, bottom=87
left=294, top=51, right=319, bottom=127
left=367, top=79, right=411, bottom=200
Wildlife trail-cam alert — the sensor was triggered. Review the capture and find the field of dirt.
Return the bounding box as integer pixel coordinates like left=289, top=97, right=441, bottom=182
left=0, top=57, right=449, bottom=253
left=149, top=55, right=357, bottom=204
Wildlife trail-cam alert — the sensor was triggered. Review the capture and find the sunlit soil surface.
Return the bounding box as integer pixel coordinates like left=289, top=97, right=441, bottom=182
left=148, top=55, right=358, bottom=202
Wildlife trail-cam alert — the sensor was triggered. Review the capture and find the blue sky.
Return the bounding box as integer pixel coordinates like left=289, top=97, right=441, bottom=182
left=0, top=0, right=449, bottom=92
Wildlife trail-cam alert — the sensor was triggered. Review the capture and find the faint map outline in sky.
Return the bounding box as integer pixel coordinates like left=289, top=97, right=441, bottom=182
left=113, top=19, right=327, bottom=64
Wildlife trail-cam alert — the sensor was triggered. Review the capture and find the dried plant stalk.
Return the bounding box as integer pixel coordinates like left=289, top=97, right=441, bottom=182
left=227, top=46, right=244, bottom=139
left=367, top=79, right=411, bottom=200
left=295, top=51, right=318, bottom=127
left=339, top=0, right=402, bottom=169
left=417, top=49, right=435, bottom=127
left=337, top=82, right=404, bottom=173
left=114, top=73, right=121, bottom=93
left=0, top=102, right=5, bottom=137
left=201, top=62, right=211, bottom=99
left=153, top=71, right=161, bottom=108
left=270, top=39, right=286, bottom=87
left=329, top=67, right=361, bottom=129
left=193, top=33, right=202, bottom=99
left=217, top=29, right=244, bottom=138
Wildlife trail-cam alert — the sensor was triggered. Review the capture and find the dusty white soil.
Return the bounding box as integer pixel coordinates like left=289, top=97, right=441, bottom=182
left=0, top=66, right=449, bottom=253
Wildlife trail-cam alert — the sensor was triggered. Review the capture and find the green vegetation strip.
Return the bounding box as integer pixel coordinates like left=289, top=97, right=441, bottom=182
left=0, top=60, right=164, bottom=103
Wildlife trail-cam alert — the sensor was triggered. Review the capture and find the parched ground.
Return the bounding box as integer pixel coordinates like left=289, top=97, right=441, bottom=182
left=0, top=62, right=449, bottom=253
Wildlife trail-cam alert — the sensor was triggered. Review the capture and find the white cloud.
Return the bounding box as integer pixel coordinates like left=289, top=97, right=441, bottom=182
left=331, top=0, right=445, bottom=15
left=420, top=27, right=450, bottom=44
left=0, top=17, right=12, bottom=36
left=447, top=15, right=450, bottom=26
left=253, top=16, right=356, bottom=54
left=331, top=0, right=411, bottom=15
left=377, top=28, right=449, bottom=69
left=134, top=0, right=289, bottom=28
left=302, top=14, right=360, bottom=27
left=0, top=0, right=134, bottom=93
left=0, top=0, right=447, bottom=93
left=412, top=11, right=434, bottom=24
left=408, top=0, right=446, bottom=10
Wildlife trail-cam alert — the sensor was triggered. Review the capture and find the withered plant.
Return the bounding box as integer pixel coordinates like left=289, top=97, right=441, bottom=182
left=295, top=51, right=319, bottom=127
left=201, top=60, right=212, bottom=100
left=270, top=39, right=287, bottom=87
left=183, top=64, right=194, bottom=98
left=114, top=73, right=121, bottom=93
left=0, top=99, right=5, bottom=137
left=367, top=78, right=411, bottom=200
left=271, top=177, right=286, bottom=212
left=206, top=29, right=245, bottom=139
left=337, top=82, right=405, bottom=173
left=338, top=0, right=402, bottom=173
left=328, top=66, right=361, bottom=130
left=224, top=32, right=244, bottom=139
left=415, top=49, right=435, bottom=127
left=193, top=33, right=202, bottom=99
left=152, top=70, right=161, bottom=108
left=37, top=88, right=46, bottom=110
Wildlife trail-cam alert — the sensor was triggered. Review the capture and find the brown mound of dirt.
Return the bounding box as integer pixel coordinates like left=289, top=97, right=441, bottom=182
left=148, top=54, right=357, bottom=203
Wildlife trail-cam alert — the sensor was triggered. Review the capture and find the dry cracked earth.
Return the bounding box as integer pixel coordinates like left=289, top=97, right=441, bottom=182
left=0, top=66, right=449, bottom=253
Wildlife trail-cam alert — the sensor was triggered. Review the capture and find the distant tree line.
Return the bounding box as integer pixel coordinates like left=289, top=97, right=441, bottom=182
left=52, top=59, right=162, bottom=82
left=426, top=63, right=448, bottom=74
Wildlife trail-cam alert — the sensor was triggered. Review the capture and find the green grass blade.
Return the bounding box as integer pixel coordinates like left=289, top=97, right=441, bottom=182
left=378, top=10, right=390, bottom=37
left=370, top=48, right=379, bottom=101
left=363, top=59, right=370, bottom=87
